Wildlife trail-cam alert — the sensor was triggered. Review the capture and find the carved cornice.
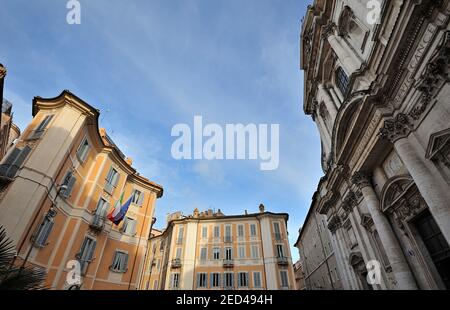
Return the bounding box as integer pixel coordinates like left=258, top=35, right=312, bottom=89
left=342, top=190, right=358, bottom=213
left=379, top=113, right=413, bottom=143
left=321, top=21, right=336, bottom=41
left=0, top=64, right=6, bottom=79
left=351, top=171, right=372, bottom=190
left=327, top=214, right=342, bottom=234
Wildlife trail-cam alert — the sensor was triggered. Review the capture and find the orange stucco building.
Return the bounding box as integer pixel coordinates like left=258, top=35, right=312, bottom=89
left=141, top=205, right=296, bottom=290
left=0, top=90, right=163, bottom=289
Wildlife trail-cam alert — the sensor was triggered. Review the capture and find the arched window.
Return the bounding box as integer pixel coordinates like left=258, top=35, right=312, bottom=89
left=336, top=67, right=349, bottom=96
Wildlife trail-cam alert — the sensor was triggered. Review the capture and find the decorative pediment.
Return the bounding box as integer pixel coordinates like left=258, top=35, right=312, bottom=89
left=380, top=175, right=414, bottom=213
left=425, top=128, right=450, bottom=166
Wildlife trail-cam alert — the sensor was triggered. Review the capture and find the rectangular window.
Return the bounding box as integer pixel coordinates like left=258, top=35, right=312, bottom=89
left=214, top=226, right=220, bottom=238
left=250, top=224, right=257, bottom=236
left=131, top=189, right=144, bottom=207
left=253, top=272, right=262, bottom=288
left=251, top=245, right=259, bottom=259
left=225, top=225, right=232, bottom=242
left=171, top=273, right=180, bottom=289
left=336, top=67, right=350, bottom=95
left=29, top=114, right=54, bottom=140
left=177, top=226, right=184, bottom=244
left=60, top=170, right=76, bottom=199
left=276, top=244, right=284, bottom=258
left=104, top=167, right=119, bottom=194
left=92, top=198, right=109, bottom=228
left=225, top=247, right=232, bottom=260
left=197, top=273, right=207, bottom=288
left=280, top=271, right=289, bottom=288
left=200, top=247, right=207, bottom=261
left=110, top=251, right=128, bottom=273
left=76, top=137, right=90, bottom=163
left=273, top=222, right=281, bottom=240
left=121, top=217, right=137, bottom=236
left=238, top=272, right=249, bottom=287
left=210, top=273, right=221, bottom=288
left=213, top=247, right=220, bottom=260
left=33, top=216, right=54, bottom=247
left=238, top=224, right=244, bottom=237
left=202, top=226, right=208, bottom=239
left=175, top=247, right=182, bottom=259
left=77, top=236, right=97, bottom=275
left=0, top=146, right=32, bottom=179
left=224, top=272, right=234, bottom=289
left=238, top=246, right=246, bottom=259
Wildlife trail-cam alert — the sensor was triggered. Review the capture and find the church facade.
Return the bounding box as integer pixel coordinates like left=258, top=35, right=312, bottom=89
left=298, top=0, right=450, bottom=289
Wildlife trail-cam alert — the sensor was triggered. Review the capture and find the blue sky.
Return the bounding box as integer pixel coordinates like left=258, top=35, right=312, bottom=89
left=0, top=0, right=320, bottom=261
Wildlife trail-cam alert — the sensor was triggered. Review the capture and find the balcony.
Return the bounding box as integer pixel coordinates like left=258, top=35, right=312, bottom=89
left=171, top=258, right=182, bottom=269
left=223, top=259, right=234, bottom=268
left=90, top=214, right=106, bottom=231
left=277, top=256, right=289, bottom=266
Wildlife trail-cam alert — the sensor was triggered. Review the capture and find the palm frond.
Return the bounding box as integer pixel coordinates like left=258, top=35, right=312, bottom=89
left=0, top=226, right=47, bottom=290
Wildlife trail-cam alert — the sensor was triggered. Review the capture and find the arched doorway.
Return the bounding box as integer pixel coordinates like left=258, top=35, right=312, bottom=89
left=381, top=175, right=450, bottom=289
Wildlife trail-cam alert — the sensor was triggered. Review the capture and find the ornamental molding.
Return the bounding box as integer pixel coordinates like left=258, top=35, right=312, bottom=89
left=327, top=214, right=342, bottom=234
left=351, top=171, right=372, bottom=190
left=378, top=113, right=414, bottom=143
left=410, top=31, right=450, bottom=120
left=321, top=21, right=336, bottom=41
left=341, top=190, right=359, bottom=213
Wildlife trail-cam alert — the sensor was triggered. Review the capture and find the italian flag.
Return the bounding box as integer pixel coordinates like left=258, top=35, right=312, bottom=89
left=107, top=192, right=124, bottom=223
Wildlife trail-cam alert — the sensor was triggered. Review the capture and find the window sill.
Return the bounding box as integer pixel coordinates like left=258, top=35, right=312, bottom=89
left=109, top=267, right=128, bottom=274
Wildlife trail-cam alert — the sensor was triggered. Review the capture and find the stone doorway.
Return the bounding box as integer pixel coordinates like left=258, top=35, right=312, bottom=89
left=414, top=210, right=450, bottom=289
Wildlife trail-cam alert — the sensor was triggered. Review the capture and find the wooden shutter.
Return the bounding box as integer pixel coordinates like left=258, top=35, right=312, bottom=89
left=137, top=192, right=144, bottom=206
left=30, top=115, right=54, bottom=140
left=0, top=148, right=21, bottom=176
left=6, top=146, right=31, bottom=178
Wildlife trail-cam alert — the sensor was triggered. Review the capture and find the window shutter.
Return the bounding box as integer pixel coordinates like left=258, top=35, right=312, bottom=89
left=113, top=172, right=119, bottom=187
left=217, top=274, right=221, bottom=287
left=137, top=192, right=144, bottom=206
left=62, top=174, right=76, bottom=198
left=196, top=273, right=200, bottom=288
left=210, top=273, right=213, bottom=288
left=6, top=146, right=32, bottom=178
left=0, top=148, right=21, bottom=176
left=123, top=253, right=129, bottom=271
left=87, top=240, right=97, bottom=262
left=30, top=115, right=54, bottom=139
left=41, top=219, right=54, bottom=246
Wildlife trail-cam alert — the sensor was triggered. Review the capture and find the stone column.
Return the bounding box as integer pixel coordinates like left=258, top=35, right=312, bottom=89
left=318, top=84, right=338, bottom=121
left=352, top=172, right=417, bottom=290
left=380, top=113, right=450, bottom=243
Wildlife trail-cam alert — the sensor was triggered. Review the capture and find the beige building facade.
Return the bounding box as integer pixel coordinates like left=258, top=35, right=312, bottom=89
left=141, top=205, right=296, bottom=290
left=0, top=90, right=163, bottom=289
left=299, top=0, right=450, bottom=290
